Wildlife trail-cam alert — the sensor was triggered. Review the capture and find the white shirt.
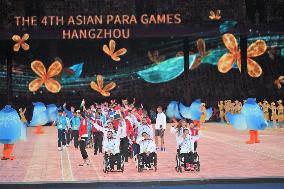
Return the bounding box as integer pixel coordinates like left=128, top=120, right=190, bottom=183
left=103, top=138, right=120, bottom=154
left=170, top=126, right=184, bottom=149
left=179, top=136, right=194, bottom=153
left=155, top=112, right=167, bottom=129
left=136, top=123, right=154, bottom=143
left=117, top=120, right=127, bottom=138
left=139, top=139, right=156, bottom=154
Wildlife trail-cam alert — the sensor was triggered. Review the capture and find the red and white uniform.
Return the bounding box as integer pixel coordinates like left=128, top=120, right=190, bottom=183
left=92, top=118, right=102, bottom=133
left=79, top=118, right=88, bottom=138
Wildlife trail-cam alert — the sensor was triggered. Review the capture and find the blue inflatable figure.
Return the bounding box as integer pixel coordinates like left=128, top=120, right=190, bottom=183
left=166, top=101, right=182, bottom=120
left=227, top=98, right=268, bottom=144
left=179, top=99, right=212, bottom=121
left=47, top=104, right=59, bottom=123
left=0, top=105, right=26, bottom=160
left=30, top=102, right=48, bottom=134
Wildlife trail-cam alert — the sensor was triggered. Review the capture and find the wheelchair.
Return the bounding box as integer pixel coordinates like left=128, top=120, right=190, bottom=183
left=175, top=151, right=200, bottom=173
left=137, top=152, right=157, bottom=172
left=103, top=153, right=124, bottom=173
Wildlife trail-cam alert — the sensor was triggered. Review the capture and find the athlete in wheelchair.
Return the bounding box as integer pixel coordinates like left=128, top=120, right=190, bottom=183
left=175, top=128, right=200, bottom=172
left=137, top=132, right=157, bottom=172
left=103, top=130, right=124, bottom=173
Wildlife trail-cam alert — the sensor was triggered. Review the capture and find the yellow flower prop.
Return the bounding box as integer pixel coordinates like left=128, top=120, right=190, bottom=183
left=12, top=34, right=30, bottom=52
left=103, top=39, right=127, bottom=61
left=90, top=75, right=116, bottom=97
left=274, top=76, right=284, bottom=89
left=209, top=10, right=221, bottom=20
left=29, top=60, right=62, bottom=93
left=148, top=50, right=165, bottom=64
left=217, top=33, right=267, bottom=78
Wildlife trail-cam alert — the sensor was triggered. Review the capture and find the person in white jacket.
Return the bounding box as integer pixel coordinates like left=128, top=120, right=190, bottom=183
left=155, top=106, right=167, bottom=151
left=103, top=130, right=121, bottom=170
left=170, top=119, right=187, bottom=151
left=139, top=132, right=157, bottom=168
left=136, top=117, right=154, bottom=143
left=179, top=128, right=195, bottom=170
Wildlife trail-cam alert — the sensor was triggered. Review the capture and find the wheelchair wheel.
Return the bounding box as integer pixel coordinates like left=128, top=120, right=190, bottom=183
left=103, top=158, right=107, bottom=173
left=195, top=162, right=200, bottom=172
left=175, top=166, right=179, bottom=172
left=121, top=164, right=124, bottom=173
left=154, top=165, right=157, bottom=172
left=138, top=165, right=143, bottom=172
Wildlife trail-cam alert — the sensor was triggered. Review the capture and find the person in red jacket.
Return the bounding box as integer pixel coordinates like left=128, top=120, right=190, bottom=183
left=78, top=112, right=90, bottom=166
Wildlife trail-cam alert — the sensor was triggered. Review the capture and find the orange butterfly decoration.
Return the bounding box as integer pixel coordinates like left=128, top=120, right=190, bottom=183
left=217, top=33, right=267, bottom=78
left=12, top=33, right=30, bottom=52
left=191, top=38, right=211, bottom=70
left=148, top=50, right=165, bottom=64
left=274, top=76, right=284, bottom=89
left=176, top=39, right=210, bottom=70
left=209, top=10, right=221, bottom=20
left=103, top=39, right=127, bottom=61
left=90, top=75, right=116, bottom=97
left=29, top=60, right=62, bottom=93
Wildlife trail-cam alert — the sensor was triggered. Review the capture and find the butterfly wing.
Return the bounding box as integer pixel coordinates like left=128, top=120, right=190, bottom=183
left=22, top=33, right=29, bottom=41
left=31, top=60, right=47, bottom=77
left=90, top=81, right=101, bottom=92
left=209, top=11, right=215, bottom=19
left=109, top=39, right=116, bottom=54
left=21, top=42, right=30, bottom=51
left=103, top=82, right=116, bottom=92
left=13, top=43, right=21, bottom=52
left=47, top=60, right=63, bottom=78
left=96, top=75, right=104, bottom=90
left=236, top=56, right=241, bottom=72
left=222, top=33, right=239, bottom=53
left=100, top=90, right=111, bottom=97
left=216, top=10, right=221, bottom=20
left=196, top=38, right=206, bottom=57
left=28, top=78, right=44, bottom=92
left=112, top=48, right=127, bottom=61
left=274, top=79, right=281, bottom=89
left=279, top=76, right=284, bottom=83
left=103, top=45, right=112, bottom=56
left=12, top=35, right=21, bottom=42
left=217, top=53, right=235, bottom=73
left=247, top=58, right=262, bottom=78
left=247, top=40, right=267, bottom=57
left=45, top=78, right=61, bottom=93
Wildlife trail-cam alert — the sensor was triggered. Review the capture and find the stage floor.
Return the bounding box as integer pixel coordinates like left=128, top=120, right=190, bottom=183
left=1, top=123, right=284, bottom=183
